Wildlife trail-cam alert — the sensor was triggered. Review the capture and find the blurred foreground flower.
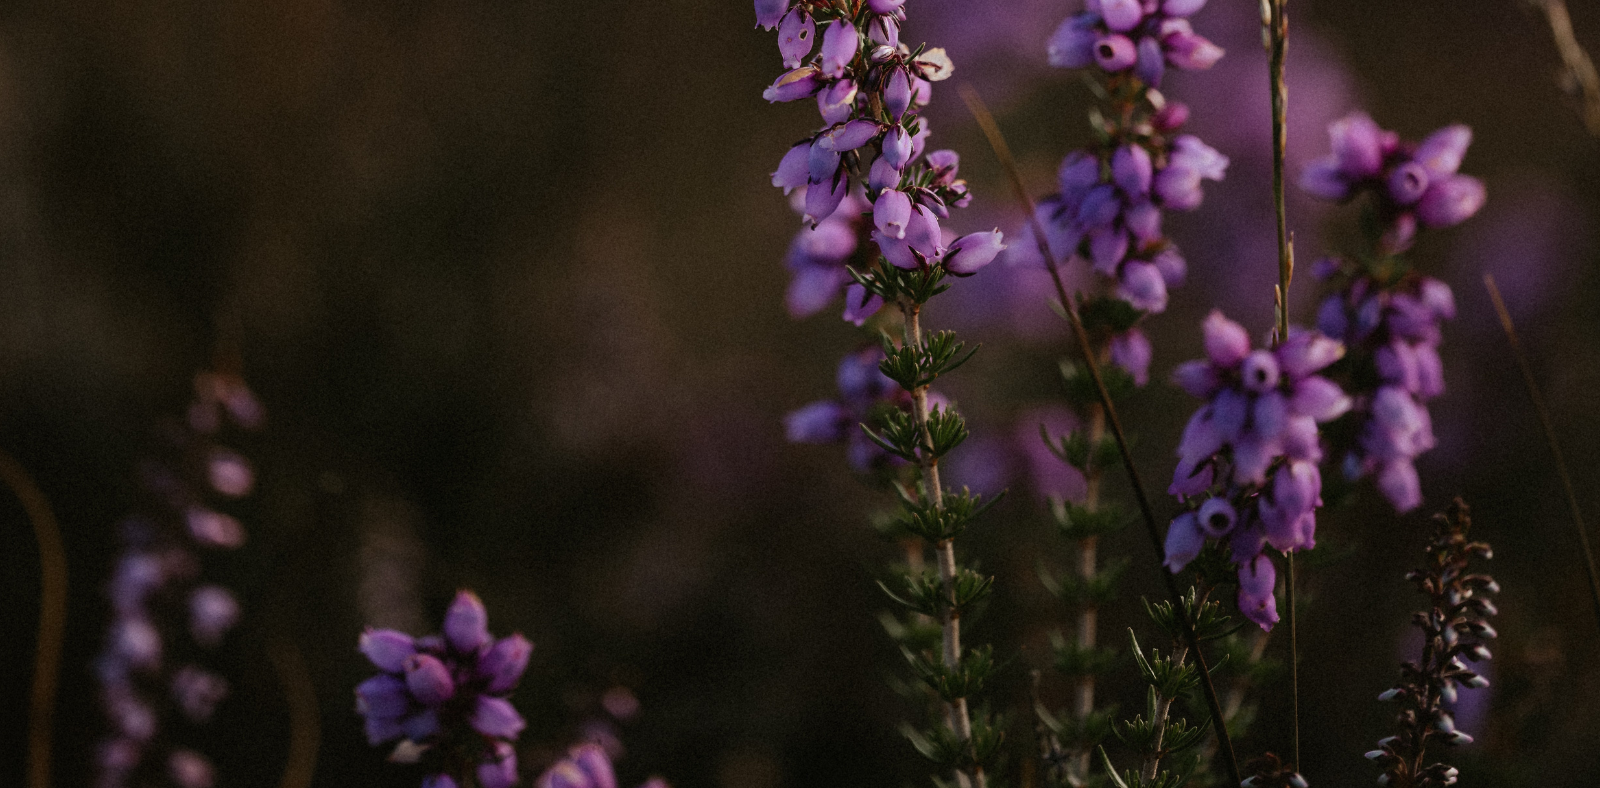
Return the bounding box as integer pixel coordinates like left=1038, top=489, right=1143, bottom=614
left=358, top=591, right=532, bottom=787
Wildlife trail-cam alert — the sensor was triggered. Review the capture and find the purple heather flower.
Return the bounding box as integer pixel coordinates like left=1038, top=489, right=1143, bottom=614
left=444, top=590, right=491, bottom=653
left=868, top=0, right=905, bottom=13
left=1093, top=34, right=1138, bottom=71
left=1238, top=554, right=1280, bottom=629
left=754, top=0, right=786, bottom=30
left=1047, top=15, right=1098, bottom=69
left=423, top=776, right=461, bottom=788
left=1160, top=20, right=1224, bottom=70
left=882, top=126, right=912, bottom=170
left=1164, top=0, right=1208, bottom=15
left=1111, top=328, right=1154, bottom=385
left=763, top=67, right=823, bottom=103
left=819, top=19, right=858, bottom=78
left=205, top=449, right=254, bottom=497
left=816, top=79, right=858, bottom=124
left=478, top=741, right=520, bottom=788
left=189, top=585, right=240, bottom=648
left=944, top=230, right=1005, bottom=276
left=169, top=749, right=215, bottom=788
left=1301, top=112, right=1484, bottom=249
left=171, top=666, right=229, bottom=722
left=357, top=590, right=530, bottom=784
left=777, top=10, right=815, bottom=68
left=185, top=507, right=246, bottom=549
left=480, top=634, right=534, bottom=693
left=1098, top=0, right=1144, bottom=32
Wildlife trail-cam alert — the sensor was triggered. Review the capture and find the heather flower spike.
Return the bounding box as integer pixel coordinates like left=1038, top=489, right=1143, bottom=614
left=1369, top=499, right=1496, bottom=786
left=759, top=2, right=1005, bottom=784
left=1164, top=311, right=1349, bottom=630
left=95, top=371, right=263, bottom=788
left=1026, top=0, right=1231, bottom=782
left=1302, top=113, right=1484, bottom=512
left=356, top=591, right=531, bottom=786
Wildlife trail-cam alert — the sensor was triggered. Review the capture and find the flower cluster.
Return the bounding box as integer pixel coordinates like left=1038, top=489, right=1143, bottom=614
left=1017, top=0, right=1227, bottom=385
left=96, top=371, right=262, bottom=788
left=1368, top=499, right=1497, bottom=787
left=1047, top=0, right=1224, bottom=84
left=535, top=742, right=669, bottom=788
left=357, top=591, right=533, bottom=788
left=1301, top=114, right=1483, bottom=512
left=1315, top=267, right=1455, bottom=511
left=761, top=0, right=1003, bottom=324
left=1163, top=312, right=1351, bottom=629
left=784, top=346, right=923, bottom=472
left=1300, top=113, right=1485, bottom=255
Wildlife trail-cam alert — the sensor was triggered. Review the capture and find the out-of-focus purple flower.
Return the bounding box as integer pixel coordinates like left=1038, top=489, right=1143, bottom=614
left=1110, top=327, right=1153, bottom=385
left=1237, top=554, right=1279, bottom=630
left=1093, top=35, right=1138, bottom=71
left=1316, top=271, right=1455, bottom=512
left=785, top=347, right=912, bottom=473
left=190, top=585, right=240, bottom=648
left=1301, top=112, right=1484, bottom=250
left=356, top=589, right=530, bottom=784
left=169, top=749, right=215, bottom=788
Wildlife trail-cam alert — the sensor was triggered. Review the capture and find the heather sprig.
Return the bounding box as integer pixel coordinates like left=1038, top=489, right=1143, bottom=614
left=1162, top=312, right=1350, bottom=630
left=760, top=1, right=1006, bottom=784
left=1017, top=3, right=1228, bottom=782
left=1367, top=498, right=1497, bottom=787
left=1091, top=591, right=1233, bottom=788
left=1300, top=113, right=1484, bottom=512
left=356, top=591, right=532, bottom=788
left=95, top=371, right=264, bottom=788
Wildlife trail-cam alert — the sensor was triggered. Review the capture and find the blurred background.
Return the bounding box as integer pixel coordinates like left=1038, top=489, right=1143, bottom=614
left=0, top=0, right=1597, bottom=785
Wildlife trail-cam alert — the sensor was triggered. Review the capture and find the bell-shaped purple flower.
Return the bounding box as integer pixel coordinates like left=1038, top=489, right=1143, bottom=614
left=1093, top=34, right=1138, bottom=71
left=1112, top=144, right=1153, bottom=197
left=479, top=634, right=533, bottom=693
left=1135, top=35, right=1165, bottom=86
left=1111, top=328, right=1153, bottom=386
left=445, top=591, right=491, bottom=654
left=1100, top=0, right=1144, bottom=32
left=477, top=741, right=519, bottom=788
left=1414, top=124, right=1471, bottom=179
left=816, top=79, right=858, bottom=124
left=572, top=744, right=618, bottom=788
left=1260, top=460, right=1320, bottom=550
left=1047, top=14, right=1099, bottom=69
left=777, top=10, right=815, bottom=69
left=1202, top=310, right=1251, bottom=368
left=804, top=173, right=848, bottom=225
left=1163, top=0, right=1208, bottom=15
left=1376, top=460, right=1422, bottom=513
left=1164, top=511, right=1204, bottom=572
left=882, top=126, right=913, bottom=170
left=1197, top=496, right=1238, bottom=537
left=1329, top=111, right=1385, bottom=178
left=1171, top=360, right=1218, bottom=399
left=1416, top=174, right=1486, bottom=228
left=1239, top=554, right=1280, bottom=630
left=754, top=0, right=787, bottom=30
left=1161, top=25, right=1223, bottom=70
left=1387, top=162, right=1430, bottom=206
left=471, top=696, right=527, bottom=739
left=356, top=674, right=411, bottom=721
left=1299, top=158, right=1351, bottom=201
left=1239, top=350, right=1281, bottom=393
left=763, top=66, right=823, bottom=102
left=868, top=0, right=905, bottom=12
left=771, top=143, right=810, bottom=193
left=404, top=654, right=456, bottom=706
left=944, top=230, right=1005, bottom=276
left=1116, top=259, right=1167, bottom=312
left=883, top=67, right=912, bottom=119
left=874, top=189, right=912, bottom=239
left=785, top=400, right=849, bottom=443
left=360, top=629, right=417, bottom=673
left=820, top=119, right=880, bottom=152
left=819, top=19, right=858, bottom=78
